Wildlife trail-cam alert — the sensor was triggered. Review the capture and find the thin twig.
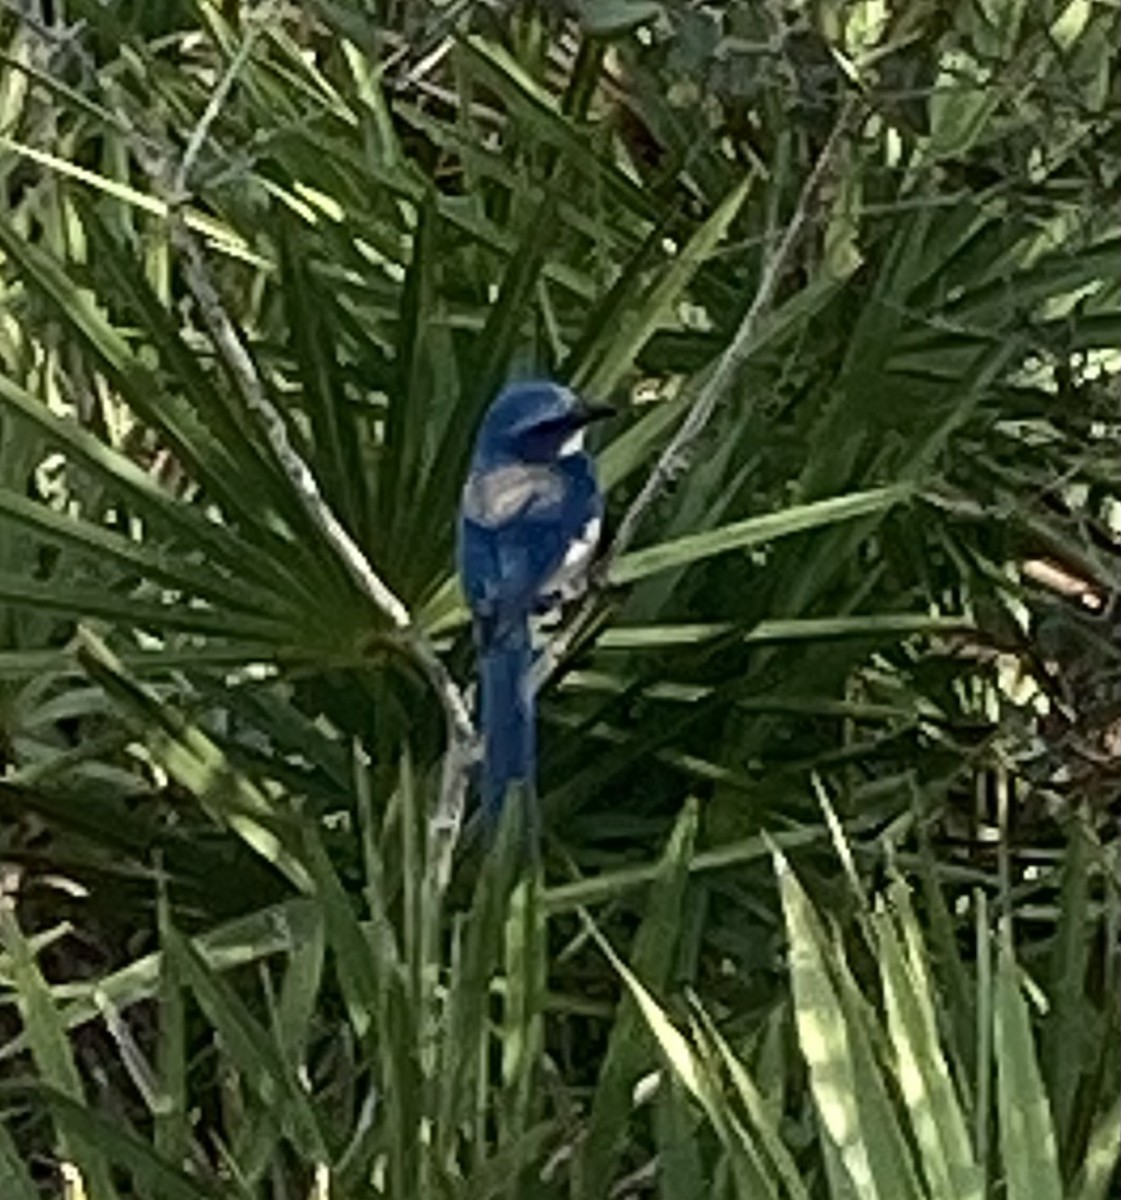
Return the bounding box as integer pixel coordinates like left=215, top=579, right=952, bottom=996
left=173, top=9, right=268, bottom=201
left=173, top=233, right=413, bottom=629
left=609, top=101, right=856, bottom=568
left=172, top=228, right=475, bottom=830
left=103, top=19, right=477, bottom=847
left=540, top=97, right=858, bottom=682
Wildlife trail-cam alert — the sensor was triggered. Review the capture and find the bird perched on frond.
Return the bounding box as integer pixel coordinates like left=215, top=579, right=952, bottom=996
left=458, top=381, right=610, bottom=824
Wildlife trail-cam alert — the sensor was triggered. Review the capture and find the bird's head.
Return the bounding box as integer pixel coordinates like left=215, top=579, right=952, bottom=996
left=474, top=381, right=612, bottom=465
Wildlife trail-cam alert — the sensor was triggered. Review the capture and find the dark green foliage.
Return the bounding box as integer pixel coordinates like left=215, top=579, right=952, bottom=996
left=0, top=1, right=1117, bottom=1195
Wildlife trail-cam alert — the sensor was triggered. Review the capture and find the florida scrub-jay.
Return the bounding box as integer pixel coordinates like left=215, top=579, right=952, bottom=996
left=458, top=381, right=609, bottom=821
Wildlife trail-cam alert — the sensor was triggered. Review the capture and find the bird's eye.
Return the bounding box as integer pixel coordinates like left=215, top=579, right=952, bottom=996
left=512, top=418, right=568, bottom=461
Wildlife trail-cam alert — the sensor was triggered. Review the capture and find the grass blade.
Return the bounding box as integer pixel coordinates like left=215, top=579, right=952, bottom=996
left=574, top=798, right=699, bottom=1197
left=576, top=174, right=753, bottom=399
left=775, top=846, right=924, bottom=1200
left=1070, top=1095, right=1121, bottom=1200
left=77, top=632, right=311, bottom=891
left=583, top=907, right=781, bottom=1199
left=0, top=902, right=119, bottom=1199
left=167, top=924, right=327, bottom=1163
left=0, top=1119, right=38, bottom=1200
left=876, top=885, right=981, bottom=1200
left=612, top=486, right=909, bottom=585
left=994, top=924, right=1063, bottom=1200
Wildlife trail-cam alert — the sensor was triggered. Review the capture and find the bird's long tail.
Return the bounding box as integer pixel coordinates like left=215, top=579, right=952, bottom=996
left=479, top=618, right=535, bottom=826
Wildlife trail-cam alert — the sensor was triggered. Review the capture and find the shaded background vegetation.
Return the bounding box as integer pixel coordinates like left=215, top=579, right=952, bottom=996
left=0, top=1, right=1117, bottom=1197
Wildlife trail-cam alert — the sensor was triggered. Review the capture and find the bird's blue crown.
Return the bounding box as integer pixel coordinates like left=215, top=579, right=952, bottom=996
left=471, top=380, right=584, bottom=466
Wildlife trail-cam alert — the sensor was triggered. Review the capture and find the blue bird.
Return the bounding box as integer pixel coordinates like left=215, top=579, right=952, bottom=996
left=458, top=381, right=609, bottom=823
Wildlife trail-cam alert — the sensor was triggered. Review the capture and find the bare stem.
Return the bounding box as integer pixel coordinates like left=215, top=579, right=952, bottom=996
left=540, top=98, right=858, bottom=681
left=611, top=106, right=853, bottom=565
left=173, top=7, right=267, bottom=201
left=172, top=228, right=475, bottom=829
left=109, top=18, right=477, bottom=848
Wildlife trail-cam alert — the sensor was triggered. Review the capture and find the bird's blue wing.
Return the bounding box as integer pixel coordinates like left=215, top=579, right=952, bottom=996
left=459, top=455, right=603, bottom=821
left=459, top=463, right=575, bottom=620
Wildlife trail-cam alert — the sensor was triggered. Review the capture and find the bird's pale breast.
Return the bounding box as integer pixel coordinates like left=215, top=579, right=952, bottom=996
left=541, top=514, right=602, bottom=601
